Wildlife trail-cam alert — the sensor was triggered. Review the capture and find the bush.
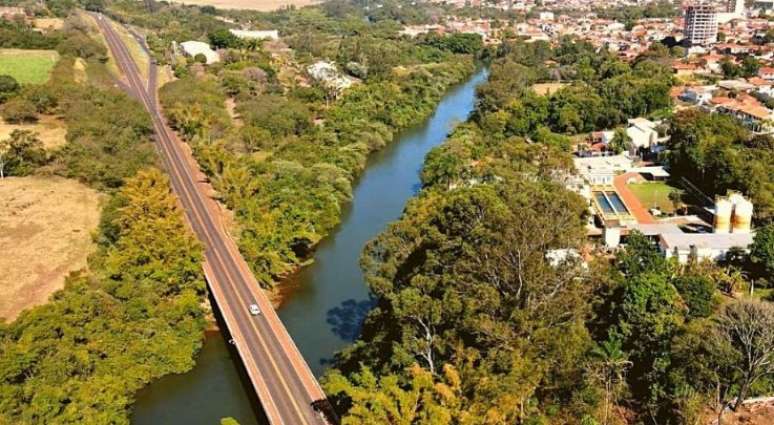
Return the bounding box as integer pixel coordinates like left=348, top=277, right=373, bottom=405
left=0, top=74, right=19, bottom=102
left=1, top=98, right=38, bottom=123
left=194, top=53, right=207, bottom=64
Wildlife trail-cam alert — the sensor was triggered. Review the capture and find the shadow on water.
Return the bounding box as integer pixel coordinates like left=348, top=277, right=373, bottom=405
left=326, top=298, right=377, bottom=342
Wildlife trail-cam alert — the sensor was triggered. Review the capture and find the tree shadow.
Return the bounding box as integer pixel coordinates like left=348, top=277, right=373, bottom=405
left=326, top=298, right=376, bottom=343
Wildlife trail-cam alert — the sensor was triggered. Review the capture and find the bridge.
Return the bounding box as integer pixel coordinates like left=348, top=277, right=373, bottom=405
left=93, top=14, right=334, bottom=425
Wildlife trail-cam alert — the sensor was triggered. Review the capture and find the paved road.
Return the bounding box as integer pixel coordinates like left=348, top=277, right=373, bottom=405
left=93, top=14, right=332, bottom=425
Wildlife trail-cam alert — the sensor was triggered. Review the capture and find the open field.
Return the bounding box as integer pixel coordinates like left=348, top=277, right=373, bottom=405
left=0, top=49, right=59, bottom=84
left=167, top=0, right=320, bottom=11
left=0, top=176, right=101, bottom=321
left=0, top=115, right=67, bottom=150
left=532, top=82, right=567, bottom=96
left=33, top=18, right=64, bottom=31
left=627, top=181, right=680, bottom=214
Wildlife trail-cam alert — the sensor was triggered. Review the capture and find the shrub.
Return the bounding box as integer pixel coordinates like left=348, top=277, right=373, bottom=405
left=2, top=98, right=38, bottom=123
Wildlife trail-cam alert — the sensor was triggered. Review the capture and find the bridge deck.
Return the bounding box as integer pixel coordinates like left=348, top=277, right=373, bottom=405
left=93, top=14, right=331, bottom=425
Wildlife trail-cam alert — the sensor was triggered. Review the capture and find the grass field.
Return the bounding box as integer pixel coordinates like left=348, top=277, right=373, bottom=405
left=0, top=49, right=59, bottom=84
left=627, top=181, right=681, bottom=214
left=0, top=176, right=101, bottom=321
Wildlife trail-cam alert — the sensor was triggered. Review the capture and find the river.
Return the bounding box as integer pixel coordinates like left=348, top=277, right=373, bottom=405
left=131, top=68, right=488, bottom=425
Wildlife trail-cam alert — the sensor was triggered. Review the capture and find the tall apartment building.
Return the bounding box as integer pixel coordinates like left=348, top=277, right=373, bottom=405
left=684, top=3, right=718, bottom=46
left=727, top=0, right=744, bottom=14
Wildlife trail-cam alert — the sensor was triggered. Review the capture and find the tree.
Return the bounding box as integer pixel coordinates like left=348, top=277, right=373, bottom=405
left=1, top=98, right=38, bottom=123
left=220, top=418, right=240, bottom=425
left=668, top=188, right=685, bottom=214
left=325, top=364, right=467, bottom=425
left=0, top=74, right=19, bottom=102
left=588, top=336, right=632, bottom=425
left=749, top=224, right=774, bottom=286
left=208, top=28, right=241, bottom=49
left=716, top=300, right=774, bottom=409
left=608, top=128, right=632, bottom=155
left=0, top=129, right=45, bottom=177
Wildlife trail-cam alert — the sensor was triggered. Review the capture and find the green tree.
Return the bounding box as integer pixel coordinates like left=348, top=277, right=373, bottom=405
left=749, top=224, right=774, bottom=286
left=608, top=128, right=631, bottom=154
left=0, top=129, right=45, bottom=177
left=325, top=364, right=467, bottom=425
left=208, top=28, right=241, bottom=49
left=0, top=74, right=19, bottom=102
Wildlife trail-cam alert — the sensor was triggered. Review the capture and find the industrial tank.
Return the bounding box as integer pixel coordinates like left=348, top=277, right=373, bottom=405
left=732, top=198, right=753, bottom=233
left=714, top=197, right=733, bottom=234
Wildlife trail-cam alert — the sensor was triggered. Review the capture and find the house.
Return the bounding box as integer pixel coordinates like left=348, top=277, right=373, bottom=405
left=179, top=41, right=219, bottom=64
left=229, top=29, right=279, bottom=40
left=626, top=118, right=666, bottom=152
left=710, top=95, right=773, bottom=133
left=658, top=232, right=754, bottom=264
left=672, top=62, right=699, bottom=76
left=748, top=77, right=773, bottom=96
left=680, top=85, right=717, bottom=104
left=759, top=66, right=774, bottom=80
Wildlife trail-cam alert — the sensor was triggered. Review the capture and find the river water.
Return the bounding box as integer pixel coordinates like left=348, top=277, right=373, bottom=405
left=131, top=68, right=488, bottom=425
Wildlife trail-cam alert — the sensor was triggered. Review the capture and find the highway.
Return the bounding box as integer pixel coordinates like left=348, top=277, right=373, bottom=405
left=92, top=14, right=333, bottom=425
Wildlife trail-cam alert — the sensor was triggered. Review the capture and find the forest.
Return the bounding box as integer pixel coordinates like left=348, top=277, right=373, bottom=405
left=323, top=39, right=774, bottom=425
left=146, top=0, right=481, bottom=287
left=0, top=11, right=206, bottom=425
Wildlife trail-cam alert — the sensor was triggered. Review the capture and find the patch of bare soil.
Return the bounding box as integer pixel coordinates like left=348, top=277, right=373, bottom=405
left=0, top=176, right=101, bottom=321
left=0, top=115, right=67, bottom=150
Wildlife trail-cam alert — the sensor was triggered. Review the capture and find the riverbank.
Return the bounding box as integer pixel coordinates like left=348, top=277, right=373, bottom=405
left=131, top=68, right=489, bottom=425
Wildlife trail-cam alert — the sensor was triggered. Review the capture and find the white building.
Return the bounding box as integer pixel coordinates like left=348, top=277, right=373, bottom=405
left=626, top=118, right=666, bottom=151
left=658, top=232, right=754, bottom=264
left=684, top=4, right=718, bottom=46
left=229, top=29, right=279, bottom=40
left=573, top=154, right=633, bottom=186
left=180, top=41, right=219, bottom=64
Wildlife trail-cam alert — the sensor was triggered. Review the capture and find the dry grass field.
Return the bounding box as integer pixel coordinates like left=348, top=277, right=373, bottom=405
left=33, top=18, right=64, bottom=31
left=168, top=0, right=320, bottom=11
left=532, top=82, right=568, bottom=96
left=0, top=176, right=101, bottom=321
left=0, top=115, right=67, bottom=150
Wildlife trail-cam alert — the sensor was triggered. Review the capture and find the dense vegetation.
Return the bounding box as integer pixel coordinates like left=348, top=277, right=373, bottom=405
left=666, top=109, right=774, bottom=224
left=0, top=169, right=206, bottom=424
left=323, top=40, right=774, bottom=425
left=150, top=1, right=480, bottom=287
left=0, top=10, right=205, bottom=425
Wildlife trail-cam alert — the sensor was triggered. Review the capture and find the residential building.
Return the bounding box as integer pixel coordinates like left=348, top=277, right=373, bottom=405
left=684, top=3, right=718, bottom=46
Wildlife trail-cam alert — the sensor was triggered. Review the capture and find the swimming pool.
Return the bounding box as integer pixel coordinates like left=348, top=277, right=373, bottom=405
left=594, top=191, right=630, bottom=215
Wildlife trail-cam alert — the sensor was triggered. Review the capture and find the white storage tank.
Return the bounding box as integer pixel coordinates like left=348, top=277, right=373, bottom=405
left=714, top=197, right=733, bottom=234
left=732, top=197, right=753, bottom=234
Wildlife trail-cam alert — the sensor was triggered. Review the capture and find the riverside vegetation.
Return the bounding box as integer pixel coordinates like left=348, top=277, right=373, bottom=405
left=0, top=0, right=483, bottom=422
left=323, top=39, right=774, bottom=425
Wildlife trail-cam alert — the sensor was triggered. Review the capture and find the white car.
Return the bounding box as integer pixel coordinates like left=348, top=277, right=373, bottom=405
left=249, top=304, right=261, bottom=316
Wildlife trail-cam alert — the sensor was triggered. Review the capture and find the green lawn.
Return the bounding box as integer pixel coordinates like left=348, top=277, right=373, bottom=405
left=0, top=49, right=59, bottom=84
left=627, top=181, right=681, bottom=214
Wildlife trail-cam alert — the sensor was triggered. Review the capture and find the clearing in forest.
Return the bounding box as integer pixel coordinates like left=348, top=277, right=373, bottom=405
left=0, top=49, right=59, bottom=84
left=167, top=0, right=320, bottom=11
left=0, top=176, right=101, bottom=321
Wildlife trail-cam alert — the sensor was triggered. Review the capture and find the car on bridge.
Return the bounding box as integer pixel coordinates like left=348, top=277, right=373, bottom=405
left=249, top=303, right=261, bottom=315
